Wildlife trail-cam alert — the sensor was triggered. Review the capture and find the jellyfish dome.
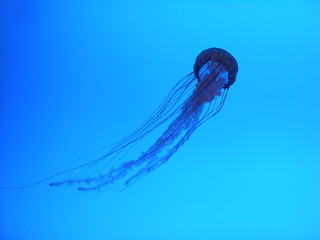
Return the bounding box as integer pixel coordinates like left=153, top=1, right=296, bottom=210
left=194, top=47, right=238, bottom=86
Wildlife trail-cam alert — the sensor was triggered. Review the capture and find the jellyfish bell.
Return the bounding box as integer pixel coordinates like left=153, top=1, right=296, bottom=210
left=194, top=47, right=238, bottom=87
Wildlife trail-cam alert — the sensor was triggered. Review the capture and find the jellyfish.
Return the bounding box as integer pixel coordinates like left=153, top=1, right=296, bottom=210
left=49, top=47, right=238, bottom=191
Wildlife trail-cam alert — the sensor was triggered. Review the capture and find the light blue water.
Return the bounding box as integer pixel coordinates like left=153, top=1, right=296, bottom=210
left=1, top=1, right=320, bottom=239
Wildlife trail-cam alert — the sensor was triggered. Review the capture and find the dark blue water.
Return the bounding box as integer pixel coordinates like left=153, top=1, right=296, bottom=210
left=1, top=1, right=320, bottom=239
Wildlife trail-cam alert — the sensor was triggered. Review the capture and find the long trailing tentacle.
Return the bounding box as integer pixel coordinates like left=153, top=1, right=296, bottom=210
left=49, top=73, right=199, bottom=188
left=57, top=63, right=231, bottom=191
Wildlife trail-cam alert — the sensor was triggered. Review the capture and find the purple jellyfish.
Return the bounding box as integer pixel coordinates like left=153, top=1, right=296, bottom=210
left=50, top=47, right=238, bottom=191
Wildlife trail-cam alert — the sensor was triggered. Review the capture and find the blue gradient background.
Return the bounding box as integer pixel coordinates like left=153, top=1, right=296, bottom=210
left=1, top=1, right=320, bottom=239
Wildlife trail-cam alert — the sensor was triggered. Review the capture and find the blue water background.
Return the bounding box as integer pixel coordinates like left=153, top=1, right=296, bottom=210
left=1, top=0, right=320, bottom=239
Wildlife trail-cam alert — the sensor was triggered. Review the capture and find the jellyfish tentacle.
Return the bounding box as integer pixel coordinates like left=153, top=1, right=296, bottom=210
left=49, top=73, right=197, bottom=188
left=71, top=65, right=230, bottom=191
